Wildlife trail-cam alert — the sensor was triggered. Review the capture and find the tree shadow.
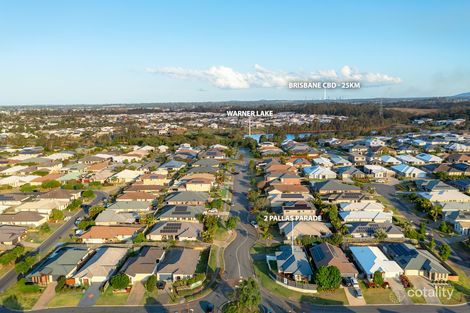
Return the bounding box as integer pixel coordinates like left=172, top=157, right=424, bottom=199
left=2, top=295, right=23, bottom=311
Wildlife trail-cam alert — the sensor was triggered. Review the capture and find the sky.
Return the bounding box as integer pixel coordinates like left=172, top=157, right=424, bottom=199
left=0, top=0, right=469, bottom=105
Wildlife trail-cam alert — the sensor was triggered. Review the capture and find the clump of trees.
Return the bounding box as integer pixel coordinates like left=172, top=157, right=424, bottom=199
left=315, top=265, right=341, bottom=291
left=110, top=273, right=130, bottom=290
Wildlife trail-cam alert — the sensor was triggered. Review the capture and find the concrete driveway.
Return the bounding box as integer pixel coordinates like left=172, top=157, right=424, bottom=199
left=32, top=281, right=57, bottom=310
left=408, top=276, right=441, bottom=304
left=78, top=283, right=101, bottom=307
left=127, top=282, right=145, bottom=305
left=344, top=286, right=366, bottom=306
left=388, top=278, right=413, bottom=304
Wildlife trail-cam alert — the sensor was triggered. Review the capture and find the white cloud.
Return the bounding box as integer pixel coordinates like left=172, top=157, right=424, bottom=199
left=146, top=64, right=401, bottom=89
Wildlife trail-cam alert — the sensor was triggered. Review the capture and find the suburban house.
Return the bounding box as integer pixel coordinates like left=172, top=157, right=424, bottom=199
left=275, top=245, right=313, bottom=282
left=138, top=173, right=169, bottom=186
left=363, top=165, right=395, bottom=179
left=0, top=193, right=31, bottom=206
left=339, top=202, right=384, bottom=212
left=415, top=179, right=457, bottom=192
left=310, top=243, right=358, bottom=278
left=396, top=154, right=425, bottom=166
left=0, top=211, right=48, bottom=227
left=94, top=210, right=138, bottom=226
left=311, top=180, right=361, bottom=195
left=156, top=247, right=200, bottom=282
left=281, top=201, right=317, bottom=217
left=106, top=201, right=154, bottom=213
left=417, top=190, right=470, bottom=203
left=391, top=164, right=427, bottom=178
left=147, top=221, right=202, bottom=241
left=415, top=153, right=443, bottom=164
left=379, top=155, right=401, bottom=166
left=347, top=222, right=404, bottom=239
left=269, top=193, right=313, bottom=209
left=12, top=199, right=68, bottom=215
left=339, top=211, right=393, bottom=223
left=165, top=191, right=209, bottom=206
left=381, top=243, right=450, bottom=281
left=27, top=247, right=91, bottom=285
left=278, top=221, right=332, bottom=240
left=157, top=205, right=205, bottom=222
left=453, top=211, right=470, bottom=235
left=336, top=166, right=366, bottom=180
left=350, top=246, right=403, bottom=279
left=122, top=246, right=166, bottom=284
left=116, top=192, right=156, bottom=202
left=303, top=166, right=336, bottom=180
left=80, top=225, right=142, bottom=244
left=0, top=225, right=27, bottom=245
left=72, top=247, right=128, bottom=286
left=348, top=153, right=367, bottom=166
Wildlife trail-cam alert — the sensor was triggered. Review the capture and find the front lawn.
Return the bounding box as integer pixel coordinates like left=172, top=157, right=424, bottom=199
left=405, top=287, right=426, bottom=304
left=95, top=287, right=129, bottom=305
left=48, top=291, right=84, bottom=307
left=253, top=260, right=347, bottom=305
left=0, top=279, right=43, bottom=310
left=359, top=281, right=398, bottom=304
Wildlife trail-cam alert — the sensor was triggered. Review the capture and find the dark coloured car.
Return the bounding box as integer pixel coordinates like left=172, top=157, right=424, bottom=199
left=157, top=281, right=166, bottom=290
left=205, top=303, right=214, bottom=313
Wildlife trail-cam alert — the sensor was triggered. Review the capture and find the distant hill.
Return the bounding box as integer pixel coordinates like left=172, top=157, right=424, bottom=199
left=453, top=92, right=470, bottom=99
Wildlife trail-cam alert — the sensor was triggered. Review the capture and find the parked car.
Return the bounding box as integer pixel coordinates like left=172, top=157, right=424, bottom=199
left=205, top=303, right=214, bottom=313
left=354, top=287, right=363, bottom=298
left=351, top=277, right=359, bottom=288
left=157, top=281, right=166, bottom=290
left=343, top=277, right=352, bottom=287
left=250, top=220, right=258, bottom=228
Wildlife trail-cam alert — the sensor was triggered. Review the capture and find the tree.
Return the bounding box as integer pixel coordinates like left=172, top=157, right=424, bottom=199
left=374, top=228, right=387, bottom=240
left=145, top=275, right=157, bottom=292
left=49, top=209, right=64, bottom=221
left=373, top=270, right=384, bottom=286
left=315, top=266, right=342, bottom=291
left=41, top=180, right=61, bottom=189
left=133, top=232, right=145, bottom=244
left=439, top=244, right=451, bottom=261
left=225, top=216, right=240, bottom=230
left=234, top=278, right=261, bottom=311
left=88, top=206, right=105, bottom=219
left=15, top=255, right=37, bottom=274
left=429, top=237, right=436, bottom=250
left=110, top=273, right=130, bottom=290
left=326, top=233, right=343, bottom=246
left=439, top=221, right=450, bottom=233
left=429, top=204, right=442, bottom=221
left=55, top=276, right=66, bottom=292
left=82, top=190, right=95, bottom=198
left=20, top=183, right=35, bottom=193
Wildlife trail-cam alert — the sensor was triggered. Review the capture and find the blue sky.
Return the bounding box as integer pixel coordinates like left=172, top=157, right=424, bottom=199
left=0, top=0, right=469, bottom=105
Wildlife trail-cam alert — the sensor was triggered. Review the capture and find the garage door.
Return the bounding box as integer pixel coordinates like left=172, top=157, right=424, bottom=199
left=158, top=273, right=173, bottom=281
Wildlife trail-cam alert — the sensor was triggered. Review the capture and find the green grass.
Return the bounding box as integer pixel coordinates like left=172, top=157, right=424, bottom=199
left=195, top=248, right=210, bottom=274
left=208, top=246, right=218, bottom=274
left=253, top=260, right=347, bottom=305
left=214, top=227, right=229, bottom=241
left=24, top=223, right=62, bottom=244
left=95, top=287, right=129, bottom=305
left=48, top=291, right=84, bottom=307
left=0, top=263, right=14, bottom=279
left=359, top=281, right=398, bottom=304
left=0, top=279, right=43, bottom=310
left=140, top=289, right=159, bottom=305
left=438, top=286, right=467, bottom=305
left=405, top=288, right=426, bottom=304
